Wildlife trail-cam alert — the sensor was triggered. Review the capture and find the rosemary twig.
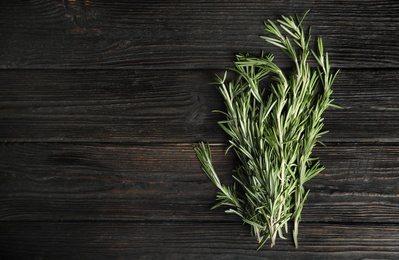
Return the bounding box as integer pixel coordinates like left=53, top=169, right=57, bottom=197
left=195, top=11, right=339, bottom=249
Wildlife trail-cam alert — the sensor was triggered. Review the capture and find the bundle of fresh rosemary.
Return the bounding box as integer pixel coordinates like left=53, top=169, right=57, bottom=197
left=195, top=12, right=339, bottom=249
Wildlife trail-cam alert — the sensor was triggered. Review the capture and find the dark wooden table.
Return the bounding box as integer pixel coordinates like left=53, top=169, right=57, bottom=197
left=1, top=1, right=399, bottom=259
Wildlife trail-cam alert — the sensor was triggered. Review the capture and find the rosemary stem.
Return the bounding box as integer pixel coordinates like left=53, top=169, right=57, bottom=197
left=195, top=11, right=338, bottom=249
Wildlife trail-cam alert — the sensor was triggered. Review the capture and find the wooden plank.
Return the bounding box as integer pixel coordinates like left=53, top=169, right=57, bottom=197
left=0, top=69, right=221, bottom=142
left=1, top=143, right=398, bottom=223
left=0, top=69, right=398, bottom=142
left=1, top=221, right=398, bottom=259
left=0, top=1, right=396, bottom=258
left=1, top=1, right=399, bottom=69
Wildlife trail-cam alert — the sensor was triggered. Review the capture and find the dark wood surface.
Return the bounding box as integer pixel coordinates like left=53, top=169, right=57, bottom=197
left=1, top=0, right=398, bottom=259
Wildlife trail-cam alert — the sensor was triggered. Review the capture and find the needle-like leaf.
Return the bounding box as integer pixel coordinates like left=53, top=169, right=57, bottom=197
left=195, top=10, right=339, bottom=249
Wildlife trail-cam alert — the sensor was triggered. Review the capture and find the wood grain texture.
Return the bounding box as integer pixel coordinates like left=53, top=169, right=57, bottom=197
left=1, top=69, right=398, bottom=142
left=1, top=143, right=398, bottom=223
left=1, top=0, right=399, bottom=69
left=1, top=222, right=398, bottom=259
left=1, top=0, right=399, bottom=258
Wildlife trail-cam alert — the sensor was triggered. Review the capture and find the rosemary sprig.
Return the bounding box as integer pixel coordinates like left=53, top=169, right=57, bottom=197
left=195, top=11, right=339, bottom=249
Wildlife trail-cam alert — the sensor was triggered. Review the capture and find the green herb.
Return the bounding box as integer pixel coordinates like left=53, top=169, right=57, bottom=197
left=195, top=11, right=339, bottom=249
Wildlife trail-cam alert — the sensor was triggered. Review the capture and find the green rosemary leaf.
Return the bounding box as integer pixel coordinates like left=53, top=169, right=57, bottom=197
left=260, top=36, right=287, bottom=50
left=195, top=11, right=339, bottom=250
